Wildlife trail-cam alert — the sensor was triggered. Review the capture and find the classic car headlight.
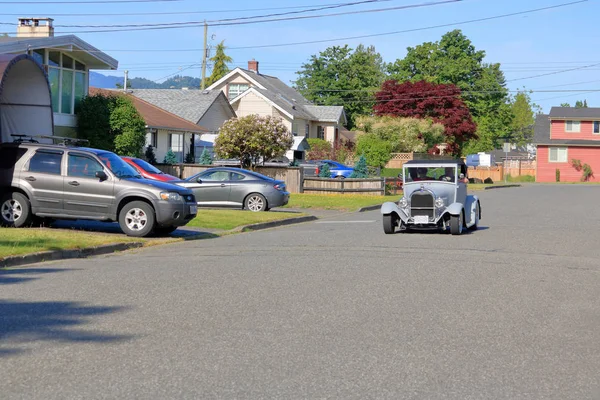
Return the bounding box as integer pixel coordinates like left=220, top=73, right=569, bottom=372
left=160, top=191, right=182, bottom=201
left=398, top=197, right=408, bottom=208
left=435, top=197, right=445, bottom=209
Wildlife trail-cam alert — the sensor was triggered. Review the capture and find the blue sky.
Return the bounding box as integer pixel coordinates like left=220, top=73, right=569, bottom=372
left=4, top=0, right=598, bottom=112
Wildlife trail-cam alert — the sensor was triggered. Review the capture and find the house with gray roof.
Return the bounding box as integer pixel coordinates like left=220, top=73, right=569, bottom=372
left=0, top=18, right=118, bottom=137
left=206, top=60, right=347, bottom=159
left=532, top=108, right=600, bottom=182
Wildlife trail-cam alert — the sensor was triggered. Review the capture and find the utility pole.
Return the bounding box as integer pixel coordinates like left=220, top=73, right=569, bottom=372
left=201, top=21, right=208, bottom=90
left=124, top=70, right=129, bottom=91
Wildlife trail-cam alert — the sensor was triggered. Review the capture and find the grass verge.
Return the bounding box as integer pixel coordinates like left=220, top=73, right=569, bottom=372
left=0, top=228, right=140, bottom=259
left=187, top=209, right=305, bottom=230
left=283, top=193, right=395, bottom=211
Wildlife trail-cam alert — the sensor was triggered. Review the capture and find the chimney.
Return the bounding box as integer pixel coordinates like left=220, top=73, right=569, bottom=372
left=17, top=18, right=54, bottom=38
left=248, top=59, right=259, bottom=74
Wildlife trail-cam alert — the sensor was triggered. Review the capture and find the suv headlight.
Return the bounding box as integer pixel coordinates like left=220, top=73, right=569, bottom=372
left=398, top=197, right=408, bottom=208
left=435, top=197, right=445, bottom=209
left=160, top=191, right=182, bottom=201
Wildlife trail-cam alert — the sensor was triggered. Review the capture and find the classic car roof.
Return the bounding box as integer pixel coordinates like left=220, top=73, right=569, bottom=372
left=404, top=159, right=465, bottom=166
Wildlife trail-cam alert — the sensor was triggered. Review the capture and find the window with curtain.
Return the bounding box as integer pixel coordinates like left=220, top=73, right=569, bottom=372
left=549, top=147, right=568, bottom=163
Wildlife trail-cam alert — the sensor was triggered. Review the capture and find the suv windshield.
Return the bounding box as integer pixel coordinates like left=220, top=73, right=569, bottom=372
left=132, top=158, right=163, bottom=174
left=405, top=166, right=456, bottom=183
left=98, top=152, right=141, bottom=179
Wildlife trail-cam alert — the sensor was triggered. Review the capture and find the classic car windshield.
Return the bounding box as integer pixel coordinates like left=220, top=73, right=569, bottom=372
left=404, top=166, right=457, bottom=183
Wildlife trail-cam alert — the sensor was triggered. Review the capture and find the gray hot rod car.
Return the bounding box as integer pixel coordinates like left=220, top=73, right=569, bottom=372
left=381, top=159, right=481, bottom=235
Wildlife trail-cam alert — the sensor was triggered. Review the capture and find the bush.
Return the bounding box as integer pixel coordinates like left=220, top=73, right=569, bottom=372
left=506, top=175, right=535, bottom=183
left=163, top=148, right=178, bottom=165
left=355, top=133, right=393, bottom=168
left=145, top=145, right=157, bottom=165
left=555, top=168, right=560, bottom=182
left=318, top=163, right=331, bottom=178
left=198, top=147, right=212, bottom=165
left=484, top=177, right=494, bottom=184
left=306, top=138, right=332, bottom=160
left=184, top=152, right=195, bottom=164
left=350, top=154, right=369, bottom=178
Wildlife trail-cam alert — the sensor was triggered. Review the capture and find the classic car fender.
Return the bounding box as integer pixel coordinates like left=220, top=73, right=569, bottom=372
left=464, top=194, right=480, bottom=227
left=445, top=202, right=464, bottom=216
left=380, top=201, right=408, bottom=223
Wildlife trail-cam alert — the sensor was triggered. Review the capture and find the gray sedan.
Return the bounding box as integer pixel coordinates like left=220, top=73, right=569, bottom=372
left=175, top=167, right=290, bottom=212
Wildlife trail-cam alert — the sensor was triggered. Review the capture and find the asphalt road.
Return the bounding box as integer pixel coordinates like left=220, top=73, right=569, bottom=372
left=1, top=184, right=599, bottom=399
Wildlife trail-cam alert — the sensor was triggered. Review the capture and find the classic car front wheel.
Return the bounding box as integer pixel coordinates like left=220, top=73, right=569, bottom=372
left=383, top=214, right=398, bottom=234
left=450, top=212, right=464, bottom=235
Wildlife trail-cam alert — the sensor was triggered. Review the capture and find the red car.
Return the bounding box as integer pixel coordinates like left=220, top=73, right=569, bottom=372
left=121, top=157, right=180, bottom=182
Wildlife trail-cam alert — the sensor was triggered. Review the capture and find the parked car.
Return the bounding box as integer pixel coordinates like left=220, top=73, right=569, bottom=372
left=175, top=167, right=289, bottom=212
left=0, top=137, right=197, bottom=237
left=380, top=159, right=481, bottom=235
left=121, top=156, right=179, bottom=182
left=300, top=160, right=354, bottom=178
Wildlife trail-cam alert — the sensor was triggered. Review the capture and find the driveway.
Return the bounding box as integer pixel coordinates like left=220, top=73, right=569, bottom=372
left=1, top=185, right=599, bottom=399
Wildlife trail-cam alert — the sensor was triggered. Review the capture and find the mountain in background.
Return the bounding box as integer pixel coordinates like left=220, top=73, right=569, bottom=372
left=90, top=72, right=201, bottom=89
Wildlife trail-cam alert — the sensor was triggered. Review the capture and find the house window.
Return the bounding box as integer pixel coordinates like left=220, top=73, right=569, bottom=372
left=305, top=124, right=310, bottom=136
left=146, top=131, right=157, bottom=148
left=317, top=126, right=325, bottom=140
left=45, top=50, right=88, bottom=115
left=594, top=121, right=600, bottom=134
left=291, top=121, right=299, bottom=136
left=549, top=147, right=568, bottom=163
left=565, top=120, right=580, bottom=133
left=227, top=83, right=249, bottom=100
left=168, top=133, right=184, bottom=162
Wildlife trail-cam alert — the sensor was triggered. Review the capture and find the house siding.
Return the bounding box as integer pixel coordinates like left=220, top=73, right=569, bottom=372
left=536, top=145, right=600, bottom=182
left=198, top=100, right=233, bottom=132
left=550, top=120, right=600, bottom=140
left=235, top=91, right=273, bottom=118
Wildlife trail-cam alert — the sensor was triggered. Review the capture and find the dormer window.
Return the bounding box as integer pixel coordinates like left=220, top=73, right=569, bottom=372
left=565, top=120, right=580, bottom=133
left=228, top=83, right=249, bottom=100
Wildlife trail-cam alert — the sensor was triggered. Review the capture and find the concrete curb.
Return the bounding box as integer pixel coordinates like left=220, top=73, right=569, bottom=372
left=484, top=184, right=522, bottom=190
left=0, top=242, right=144, bottom=269
left=358, top=204, right=384, bottom=212
left=232, top=215, right=318, bottom=233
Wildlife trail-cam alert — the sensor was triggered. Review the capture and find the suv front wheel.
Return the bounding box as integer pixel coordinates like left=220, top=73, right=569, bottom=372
left=119, top=201, right=156, bottom=237
left=1, top=192, right=32, bottom=228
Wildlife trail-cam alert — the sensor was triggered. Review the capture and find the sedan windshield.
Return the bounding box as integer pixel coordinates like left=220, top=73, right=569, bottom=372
left=98, top=152, right=141, bottom=179
left=405, top=166, right=456, bottom=183
left=132, top=158, right=163, bottom=174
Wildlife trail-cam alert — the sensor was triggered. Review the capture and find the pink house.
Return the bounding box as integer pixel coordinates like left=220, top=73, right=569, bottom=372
left=534, top=107, right=600, bottom=182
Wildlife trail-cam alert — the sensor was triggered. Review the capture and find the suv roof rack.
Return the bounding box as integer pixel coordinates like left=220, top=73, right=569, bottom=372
left=10, top=134, right=39, bottom=143
left=38, top=135, right=90, bottom=147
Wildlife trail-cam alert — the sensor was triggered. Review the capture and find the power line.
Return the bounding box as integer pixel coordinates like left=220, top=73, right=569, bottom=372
left=2, top=0, right=459, bottom=33
left=0, top=0, right=178, bottom=3
left=0, top=1, right=394, bottom=16
left=506, top=61, right=600, bottom=82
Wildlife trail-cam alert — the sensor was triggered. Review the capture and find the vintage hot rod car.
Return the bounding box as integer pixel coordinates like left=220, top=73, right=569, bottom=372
left=381, top=159, right=481, bottom=235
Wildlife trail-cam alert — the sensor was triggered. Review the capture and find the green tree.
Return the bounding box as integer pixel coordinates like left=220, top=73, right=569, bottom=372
left=214, top=115, right=293, bottom=169
left=355, top=134, right=393, bottom=168
left=354, top=115, right=444, bottom=153
left=145, top=145, right=158, bottom=165
left=318, top=163, right=331, bottom=178
left=206, top=41, right=233, bottom=87
left=163, top=149, right=177, bottom=164
left=185, top=152, right=195, bottom=163
left=575, top=99, right=588, bottom=108
left=387, top=30, right=512, bottom=153
left=294, top=44, right=387, bottom=128
left=76, top=94, right=114, bottom=151
left=507, top=91, right=540, bottom=146
left=560, top=102, right=571, bottom=107
left=199, top=147, right=213, bottom=165
left=350, top=154, right=369, bottom=178
left=110, top=96, right=146, bottom=157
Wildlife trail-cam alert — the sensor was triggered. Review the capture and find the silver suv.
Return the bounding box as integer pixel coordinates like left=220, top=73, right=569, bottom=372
left=0, top=138, right=197, bottom=237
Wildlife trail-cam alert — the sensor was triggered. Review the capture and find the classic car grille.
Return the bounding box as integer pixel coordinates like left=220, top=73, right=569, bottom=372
left=410, top=191, right=435, bottom=219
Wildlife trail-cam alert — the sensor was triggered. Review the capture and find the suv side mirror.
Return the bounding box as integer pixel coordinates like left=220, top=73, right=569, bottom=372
left=96, top=171, right=108, bottom=182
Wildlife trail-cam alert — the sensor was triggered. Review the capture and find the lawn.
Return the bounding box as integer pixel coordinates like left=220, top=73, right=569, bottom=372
left=0, top=228, right=139, bottom=259
left=187, top=209, right=304, bottom=230
left=283, top=193, right=395, bottom=211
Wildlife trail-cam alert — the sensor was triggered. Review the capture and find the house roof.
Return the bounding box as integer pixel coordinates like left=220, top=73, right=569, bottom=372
left=0, top=35, right=117, bottom=70
left=548, top=106, right=600, bottom=119
left=533, top=113, right=600, bottom=147
left=128, top=89, right=235, bottom=125
left=210, top=67, right=346, bottom=124
left=90, top=87, right=207, bottom=133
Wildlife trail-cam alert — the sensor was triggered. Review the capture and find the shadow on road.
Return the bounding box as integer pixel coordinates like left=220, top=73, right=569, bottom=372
left=0, top=300, right=134, bottom=357
left=0, top=268, right=73, bottom=285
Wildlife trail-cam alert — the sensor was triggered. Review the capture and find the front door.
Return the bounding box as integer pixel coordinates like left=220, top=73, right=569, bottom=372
left=22, top=149, right=65, bottom=214
left=63, top=152, right=115, bottom=218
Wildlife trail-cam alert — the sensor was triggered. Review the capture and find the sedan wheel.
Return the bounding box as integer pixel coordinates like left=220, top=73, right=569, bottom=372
left=245, top=193, right=267, bottom=212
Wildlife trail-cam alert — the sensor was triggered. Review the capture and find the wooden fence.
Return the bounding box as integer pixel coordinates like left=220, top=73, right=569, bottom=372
left=468, top=160, right=536, bottom=182
left=302, top=177, right=385, bottom=196
left=156, top=164, right=304, bottom=193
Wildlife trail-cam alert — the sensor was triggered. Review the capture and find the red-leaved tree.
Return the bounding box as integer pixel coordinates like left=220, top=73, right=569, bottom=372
left=373, top=80, right=477, bottom=155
